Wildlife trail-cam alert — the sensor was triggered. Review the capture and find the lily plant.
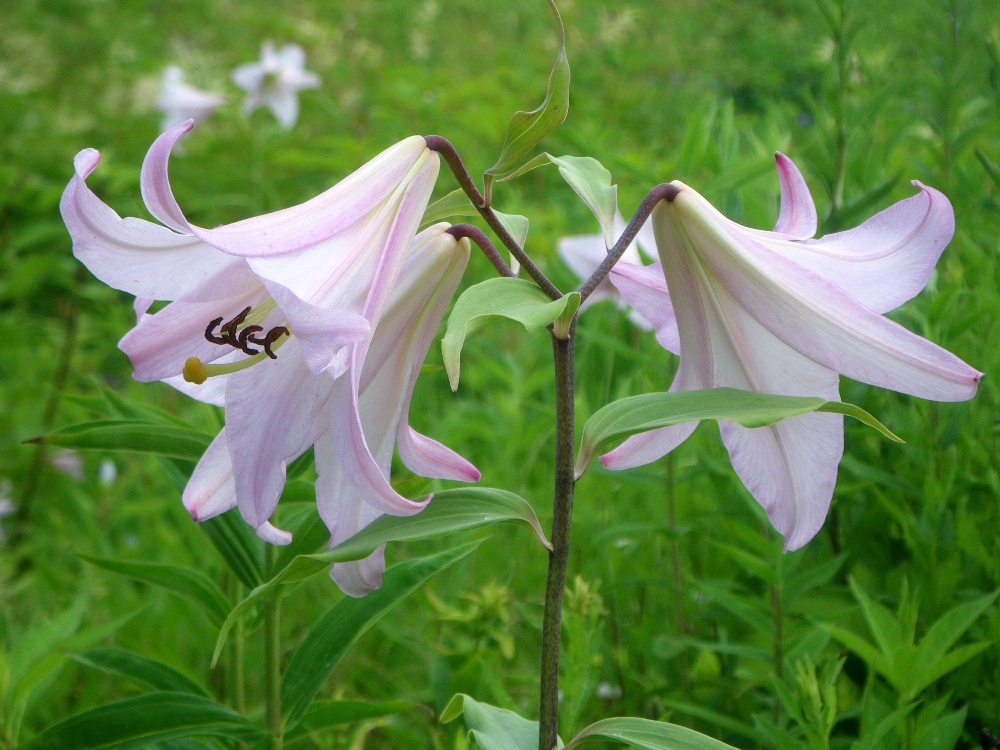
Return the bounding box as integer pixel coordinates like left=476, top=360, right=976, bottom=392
left=41, top=4, right=984, bottom=750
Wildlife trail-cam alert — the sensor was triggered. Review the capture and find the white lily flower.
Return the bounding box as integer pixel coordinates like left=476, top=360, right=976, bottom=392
left=232, top=42, right=320, bottom=129
left=605, top=154, right=981, bottom=550
left=156, top=66, right=225, bottom=132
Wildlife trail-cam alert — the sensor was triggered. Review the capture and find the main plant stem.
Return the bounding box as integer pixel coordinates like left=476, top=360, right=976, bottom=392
left=539, top=323, right=576, bottom=750
left=264, top=545, right=282, bottom=749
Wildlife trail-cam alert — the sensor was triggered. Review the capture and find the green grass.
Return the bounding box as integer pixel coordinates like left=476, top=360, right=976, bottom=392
left=1, top=0, right=998, bottom=748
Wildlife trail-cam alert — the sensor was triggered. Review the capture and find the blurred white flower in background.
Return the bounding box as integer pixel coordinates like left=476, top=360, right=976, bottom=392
left=0, top=479, right=15, bottom=542
left=49, top=450, right=83, bottom=481
left=232, top=42, right=320, bottom=129
left=156, top=65, right=225, bottom=132
left=595, top=682, right=623, bottom=700
left=98, top=459, right=118, bottom=486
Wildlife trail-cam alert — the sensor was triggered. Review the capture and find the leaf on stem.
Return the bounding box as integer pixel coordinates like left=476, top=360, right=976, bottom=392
left=564, top=717, right=740, bottom=749
left=442, top=278, right=581, bottom=390
left=284, top=700, right=421, bottom=742
left=70, top=648, right=209, bottom=696
left=211, top=488, right=550, bottom=663
left=80, top=556, right=230, bottom=626
left=441, top=694, right=549, bottom=750
left=422, top=188, right=480, bottom=226
left=575, top=388, right=902, bottom=479
left=281, top=544, right=480, bottom=727
left=498, top=153, right=618, bottom=248
left=483, top=0, right=570, bottom=204
left=26, top=419, right=212, bottom=461
left=20, top=692, right=264, bottom=749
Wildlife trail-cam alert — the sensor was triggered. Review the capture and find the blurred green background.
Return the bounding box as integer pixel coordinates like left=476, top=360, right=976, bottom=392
left=1, top=0, right=999, bottom=747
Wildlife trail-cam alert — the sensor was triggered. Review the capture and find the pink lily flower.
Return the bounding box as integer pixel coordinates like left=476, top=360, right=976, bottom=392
left=183, top=225, right=479, bottom=595
left=605, top=154, right=981, bottom=550
left=60, top=121, right=475, bottom=557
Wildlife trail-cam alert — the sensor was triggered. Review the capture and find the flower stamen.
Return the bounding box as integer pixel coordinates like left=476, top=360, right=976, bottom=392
left=182, top=326, right=291, bottom=384
left=204, top=317, right=228, bottom=345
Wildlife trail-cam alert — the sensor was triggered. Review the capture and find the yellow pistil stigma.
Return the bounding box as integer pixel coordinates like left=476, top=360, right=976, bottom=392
left=183, top=357, right=208, bottom=384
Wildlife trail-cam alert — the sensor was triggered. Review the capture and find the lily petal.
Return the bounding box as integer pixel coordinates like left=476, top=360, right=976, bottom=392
left=673, top=191, right=981, bottom=401
left=183, top=429, right=237, bottom=521
left=61, top=147, right=233, bottom=301
left=609, top=262, right=680, bottom=354
left=762, top=181, right=954, bottom=313
left=771, top=152, right=818, bottom=240
left=226, top=336, right=333, bottom=535
left=315, top=434, right=386, bottom=597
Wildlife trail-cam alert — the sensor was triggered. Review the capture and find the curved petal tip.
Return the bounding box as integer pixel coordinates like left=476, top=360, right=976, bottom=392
left=74, top=149, right=101, bottom=178
left=256, top=521, right=293, bottom=546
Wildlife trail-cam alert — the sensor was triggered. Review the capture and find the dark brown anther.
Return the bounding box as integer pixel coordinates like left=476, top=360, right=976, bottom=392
left=204, top=317, right=228, bottom=345
left=252, top=326, right=289, bottom=359
left=221, top=306, right=252, bottom=347
left=237, top=325, right=263, bottom=355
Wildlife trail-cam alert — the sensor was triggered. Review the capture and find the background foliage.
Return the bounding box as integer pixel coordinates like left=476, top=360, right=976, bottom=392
left=1, top=0, right=998, bottom=747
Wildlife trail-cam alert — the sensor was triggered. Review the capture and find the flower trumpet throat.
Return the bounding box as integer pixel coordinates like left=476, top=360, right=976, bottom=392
left=183, top=304, right=291, bottom=384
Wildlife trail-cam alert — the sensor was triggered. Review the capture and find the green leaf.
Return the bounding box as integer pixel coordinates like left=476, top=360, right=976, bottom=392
left=850, top=703, right=917, bottom=750
left=914, top=590, right=997, bottom=669
left=483, top=0, right=570, bottom=203
left=849, top=577, right=903, bottom=657
left=69, top=648, right=208, bottom=696
left=912, top=641, right=992, bottom=695
left=20, top=692, right=264, bottom=749
left=442, top=278, right=581, bottom=390
left=27, top=420, right=212, bottom=460
left=441, top=694, right=544, bottom=750
left=212, top=489, right=548, bottom=664
left=494, top=210, right=530, bottom=249
left=7, top=596, right=85, bottom=685
left=423, top=188, right=479, bottom=226
left=273, top=505, right=331, bottom=574
left=976, top=148, right=1000, bottom=191
left=285, top=700, right=420, bottom=742
left=199, top=509, right=265, bottom=589
left=495, top=153, right=617, bottom=248
left=565, top=717, right=739, bottom=749
left=281, top=544, right=479, bottom=727
left=575, top=388, right=902, bottom=479
left=81, top=556, right=229, bottom=626
left=915, top=707, right=966, bottom=750
left=319, top=487, right=551, bottom=560
left=655, top=700, right=756, bottom=742
left=547, top=155, right=618, bottom=248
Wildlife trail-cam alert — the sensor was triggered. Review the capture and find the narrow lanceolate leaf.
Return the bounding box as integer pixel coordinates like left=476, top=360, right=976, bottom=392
left=576, top=388, right=902, bottom=479
left=70, top=648, right=209, bottom=696
left=199, top=509, right=265, bottom=589
left=281, top=544, right=479, bottom=727
left=440, top=694, right=544, bottom=750
left=565, top=717, right=739, bottom=749
left=548, top=155, right=618, bottom=248
left=81, top=556, right=229, bottom=626
left=483, top=0, right=570, bottom=203
left=20, top=692, right=264, bottom=749
left=284, top=700, right=420, bottom=742
left=422, top=188, right=479, bottom=226
left=212, top=489, right=548, bottom=663
left=27, top=420, right=212, bottom=461
left=442, top=278, right=581, bottom=390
